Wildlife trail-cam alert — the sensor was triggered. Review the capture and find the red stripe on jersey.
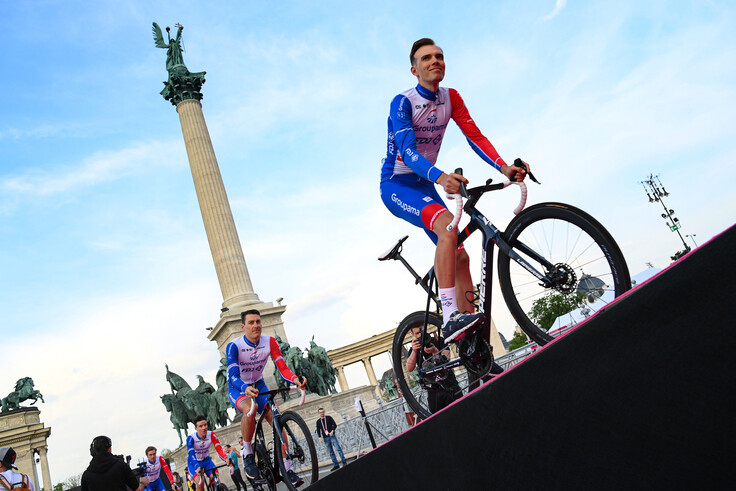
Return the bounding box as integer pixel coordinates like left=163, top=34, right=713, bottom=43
left=449, top=88, right=507, bottom=169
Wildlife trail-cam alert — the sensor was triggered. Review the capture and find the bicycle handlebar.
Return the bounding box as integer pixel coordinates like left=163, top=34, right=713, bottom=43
left=245, top=386, right=307, bottom=417
left=447, top=163, right=532, bottom=229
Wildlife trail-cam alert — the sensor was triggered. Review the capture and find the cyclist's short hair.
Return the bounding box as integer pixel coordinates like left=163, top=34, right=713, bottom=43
left=145, top=446, right=156, bottom=455
left=410, top=38, right=436, bottom=66
left=241, top=309, right=261, bottom=324
left=192, top=415, right=207, bottom=425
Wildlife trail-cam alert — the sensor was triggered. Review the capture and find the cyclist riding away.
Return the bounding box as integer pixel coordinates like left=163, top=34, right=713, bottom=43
left=380, top=38, right=529, bottom=342
left=142, top=446, right=175, bottom=491
left=227, top=309, right=307, bottom=488
left=186, top=415, right=227, bottom=491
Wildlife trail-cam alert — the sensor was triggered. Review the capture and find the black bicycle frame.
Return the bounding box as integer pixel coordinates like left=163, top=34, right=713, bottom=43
left=412, top=186, right=556, bottom=380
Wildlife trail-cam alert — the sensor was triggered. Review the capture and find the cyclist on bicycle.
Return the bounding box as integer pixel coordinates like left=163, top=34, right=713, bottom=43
left=381, top=38, right=529, bottom=342
left=186, top=415, right=227, bottom=491
left=227, top=309, right=307, bottom=487
left=142, top=446, right=175, bottom=491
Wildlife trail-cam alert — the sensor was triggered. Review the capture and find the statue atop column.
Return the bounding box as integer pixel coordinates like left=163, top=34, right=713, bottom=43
left=1, top=377, right=44, bottom=412
left=152, top=22, right=206, bottom=106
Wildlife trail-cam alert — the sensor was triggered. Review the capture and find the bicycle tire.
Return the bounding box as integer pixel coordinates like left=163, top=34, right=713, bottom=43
left=273, top=411, right=319, bottom=491
left=253, top=441, right=276, bottom=491
left=497, top=202, right=631, bottom=346
left=392, top=310, right=470, bottom=420
left=275, top=411, right=319, bottom=490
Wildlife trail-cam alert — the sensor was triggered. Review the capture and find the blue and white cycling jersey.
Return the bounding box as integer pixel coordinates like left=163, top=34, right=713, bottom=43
left=381, top=84, right=507, bottom=184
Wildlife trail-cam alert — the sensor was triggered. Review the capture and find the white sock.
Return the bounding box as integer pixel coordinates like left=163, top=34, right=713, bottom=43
left=284, top=457, right=293, bottom=471
left=243, top=442, right=253, bottom=456
left=440, top=287, right=458, bottom=325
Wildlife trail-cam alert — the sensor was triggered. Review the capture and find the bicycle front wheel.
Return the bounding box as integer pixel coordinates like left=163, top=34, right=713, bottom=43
left=497, top=202, right=631, bottom=346
left=277, top=411, right=319, bottom=490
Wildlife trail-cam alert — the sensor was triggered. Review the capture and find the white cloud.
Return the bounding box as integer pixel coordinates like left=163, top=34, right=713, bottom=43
left=541, top=0, right=567, bottom=21
left=1, top=140, right=184, bottom=197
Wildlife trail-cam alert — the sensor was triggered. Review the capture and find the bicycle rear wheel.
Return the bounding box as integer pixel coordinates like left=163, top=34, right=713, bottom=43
left=392, top=311, right=469, bottom=420
left=497, top=202, right=631, bottom=346
left=277, top=411, right=319, bottom=490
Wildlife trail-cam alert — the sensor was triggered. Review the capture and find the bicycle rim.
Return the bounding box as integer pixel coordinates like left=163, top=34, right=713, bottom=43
left=280, top=411, right=319, bottom=489
left=498, top=202, right=631, bottom=346
left=392, top=311, right=471, bottom=420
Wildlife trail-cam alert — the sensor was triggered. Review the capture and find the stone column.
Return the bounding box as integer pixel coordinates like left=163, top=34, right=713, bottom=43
left=336, top=366, right=349, bottom=392
left=176, top=99, right=260, bottom=311
left=362, top=357, right=378, bottom=386
left=38, top=446, right=52, bottom=491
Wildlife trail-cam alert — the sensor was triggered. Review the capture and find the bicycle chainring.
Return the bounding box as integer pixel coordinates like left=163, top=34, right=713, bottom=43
left=458, top=332, right=493, bottom=377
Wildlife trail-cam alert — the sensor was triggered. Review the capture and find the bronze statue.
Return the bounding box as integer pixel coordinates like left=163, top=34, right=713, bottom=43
left=1, top=377, right=44, bottom=412
left=213, top=356, right=232, bottom=425
left=161, top=394, right=190, bottom=447
left=163, top=364, right=230, bottom=439
left=152, top=22, right=206, bottom=106
left=384, top=378, right=397, bottom=400
left=306, top=337, right=338, bottom=396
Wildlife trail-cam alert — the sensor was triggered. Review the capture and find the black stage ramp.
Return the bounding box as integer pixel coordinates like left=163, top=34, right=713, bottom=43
left=310, top=224, right=735, bottom=490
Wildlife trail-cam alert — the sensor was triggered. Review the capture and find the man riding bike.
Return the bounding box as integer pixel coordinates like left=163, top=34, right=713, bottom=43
left=380, top=37, right=529, bottom=342
left=227, top=309, right=307, bottom=488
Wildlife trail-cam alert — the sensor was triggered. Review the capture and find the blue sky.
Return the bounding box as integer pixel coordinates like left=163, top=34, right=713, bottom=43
left=2, top=0, right=735, bottom=484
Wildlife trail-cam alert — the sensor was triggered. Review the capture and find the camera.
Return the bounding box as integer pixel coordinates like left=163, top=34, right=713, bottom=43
left=132, top=461, right=147, bottom=479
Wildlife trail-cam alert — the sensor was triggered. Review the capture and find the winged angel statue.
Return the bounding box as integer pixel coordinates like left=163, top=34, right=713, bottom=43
left=152, top=22, right=205, bottom=103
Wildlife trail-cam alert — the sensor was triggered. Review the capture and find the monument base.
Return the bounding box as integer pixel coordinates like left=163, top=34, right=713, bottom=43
left=0, top=407, right=52, bottom=491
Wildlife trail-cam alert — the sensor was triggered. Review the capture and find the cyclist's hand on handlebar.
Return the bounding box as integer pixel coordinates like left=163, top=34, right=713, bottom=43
left=293, top=376, right=307, bottom=390
left=437, top=172, right=468, bottom=194
left=244, top=385, right=259, bottom=398
left=501, top=160, right=530, bottom=182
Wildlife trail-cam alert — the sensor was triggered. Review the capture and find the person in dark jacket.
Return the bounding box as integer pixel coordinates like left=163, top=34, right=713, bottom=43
left=81, top=436, right=148, bottom=491
left=315, top=408, right=347, bottom=471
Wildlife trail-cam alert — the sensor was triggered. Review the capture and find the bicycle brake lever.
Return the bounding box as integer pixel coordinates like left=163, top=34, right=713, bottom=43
left=455, top=168, right=469, bottom=198
left=512, top=158, right=541, bottom=184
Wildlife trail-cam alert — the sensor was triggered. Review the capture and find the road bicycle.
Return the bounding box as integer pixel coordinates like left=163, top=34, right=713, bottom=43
left=381, top=161, right=631, bottom=419
left=195, top=464, right=228, bottom=491
left=244, top=387, right=318, bottom=491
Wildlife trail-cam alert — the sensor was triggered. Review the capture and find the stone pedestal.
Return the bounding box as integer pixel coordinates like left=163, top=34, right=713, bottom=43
left=0, top=407, right=52, bottom=491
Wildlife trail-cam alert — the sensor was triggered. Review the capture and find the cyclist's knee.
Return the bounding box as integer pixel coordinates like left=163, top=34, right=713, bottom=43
left=433, top=217, right=458, bottom=243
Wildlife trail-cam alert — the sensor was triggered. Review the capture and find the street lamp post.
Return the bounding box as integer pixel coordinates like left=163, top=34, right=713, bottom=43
left=686, top=234, right=698, bottom=248
left=640, top=174, right=690, bottom=253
